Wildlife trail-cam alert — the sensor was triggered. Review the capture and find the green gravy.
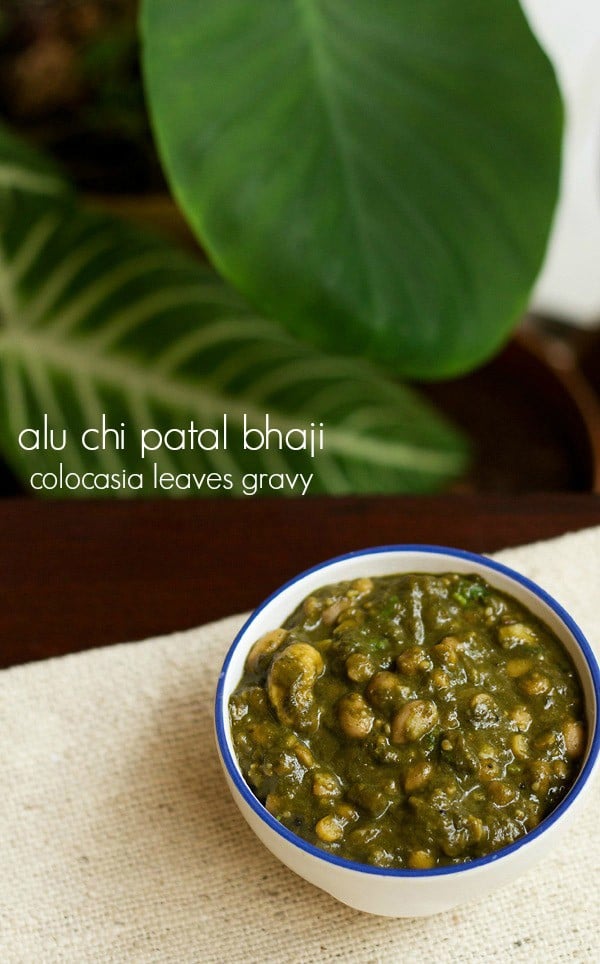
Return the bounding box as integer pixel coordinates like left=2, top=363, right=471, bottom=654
left=229, top=573, right=586, bottom=868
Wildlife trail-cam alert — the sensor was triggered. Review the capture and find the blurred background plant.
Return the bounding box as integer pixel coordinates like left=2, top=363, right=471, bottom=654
left=0, top=0, right=598, bottom=498
left=0, top=0, right=158, bottom=191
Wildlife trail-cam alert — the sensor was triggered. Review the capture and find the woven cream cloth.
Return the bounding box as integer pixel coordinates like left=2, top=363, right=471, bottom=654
left=2, top=527, right=600, bottom=963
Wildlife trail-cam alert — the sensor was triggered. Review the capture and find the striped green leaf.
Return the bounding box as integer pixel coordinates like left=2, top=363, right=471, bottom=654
left=0, top=124, right=70, bottom=197
left=0, top=185, right=467, bottom=496
left=142, top=0, right=562, bottom=379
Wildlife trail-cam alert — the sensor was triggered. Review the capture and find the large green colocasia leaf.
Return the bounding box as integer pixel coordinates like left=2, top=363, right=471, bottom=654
left=142, top=0, right=562, bottom=379
left=0, top=174, right=467, bottom=496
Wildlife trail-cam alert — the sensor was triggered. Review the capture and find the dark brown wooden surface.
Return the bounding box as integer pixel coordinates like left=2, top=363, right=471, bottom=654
left=1, top=495, right=599, bottom=669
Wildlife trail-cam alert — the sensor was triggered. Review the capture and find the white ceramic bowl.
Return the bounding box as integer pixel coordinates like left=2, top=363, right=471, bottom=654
left=215, top=545, right=600, bottom=917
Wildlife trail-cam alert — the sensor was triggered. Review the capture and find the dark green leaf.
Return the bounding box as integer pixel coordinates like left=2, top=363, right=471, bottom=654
left=142, top=0, right=562, bottom=378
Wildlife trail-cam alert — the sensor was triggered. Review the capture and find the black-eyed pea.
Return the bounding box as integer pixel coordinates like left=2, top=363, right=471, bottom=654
left=245, top=628, right=289, bottom=673
left=529, top=760, right=552, bottom=795
left=352, top=577, right=374, bottom=595
left=274, top=753, right=297, bottom=775
left=294, top=742, right=314, bottom=767
left=407, top=794, right=425, bottom=812
left=497, top=623, right=539, bottom=649
left=349, top=826, right=380, bottom=848
left=337, top=692, right=375, bottom=739
left=312, top=771, right=341, bottom=799
left=478, top=747, right=500, bottom=782
left=469, top=693, right=498, bottom=722
left=466, top=815, right=484, bottom=842
left=265, top=793, right=283, bottom=814
left=397, top=647, right=432, bottom=676
left=315, top=814, right=345, bottom=843
left=441, top=838, right=466, bottom=858
left=433, top=636, right=462, bottom=666
left=335, top=616, right=362, bottom=635
left=404, top=760, right=433, bottom=793
left=322, top=599, right=350, bottom=626
left=349, top=783, right=390, bottom=818
left=431, top=669, right=450, bottom=690
left=510, top=705, right=532, bottom=732
left=408, top=850, right=435, bottom=869
left=563, top=720, right=586, bottom=759
left=553, top=760, right=569, bottom=779
left=346, top=652, right=376, bottom=683
left=249, top=720, right=277, bottom=747
left=519, top=672, right=551, bottom=697
left=267, top=643, right=323, bottom=731
left=534, top=730, right=556, bottom=750
left=335, top=802, right=359, bottom=822
left=303, top=595, right=321, bottom=619
left=487, top=781, right=516, bottom=806
left=478, top=761, right=500, bottom=781
left=247, top=763, right=263, bottom=787
left=506, top=657, right=532, bottom=678
left=366, top=671, right=404, bottom=711
left=371, top=849, right=394, bottom=868
left=391, top=700, right=438, bottom=744
left=511, top=734, right=529, bottom=760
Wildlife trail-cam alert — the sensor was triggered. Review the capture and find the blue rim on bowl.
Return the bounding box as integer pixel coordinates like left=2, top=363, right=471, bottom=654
left=215, top=544, right=600, bottom=878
